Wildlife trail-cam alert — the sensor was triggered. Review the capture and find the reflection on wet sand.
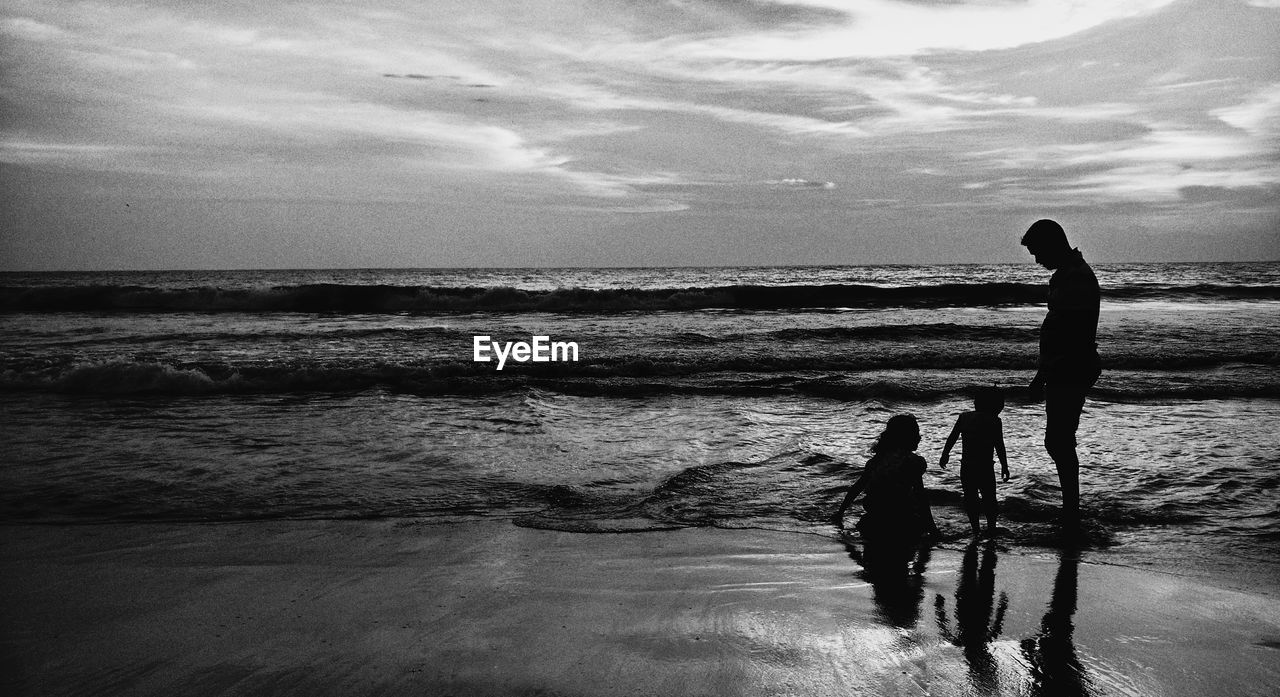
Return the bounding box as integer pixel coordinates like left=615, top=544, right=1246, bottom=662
left=843, top=535, right=1099, bottom=696
left=1020, top=547, right=1095, bottom=696
left=936, top=541, right=1009, bottom=694
left=843, top=538, right=931, bottom=630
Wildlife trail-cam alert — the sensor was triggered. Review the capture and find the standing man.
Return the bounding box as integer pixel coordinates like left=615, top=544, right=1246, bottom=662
left=1021, top=219, right=1101, bottom=526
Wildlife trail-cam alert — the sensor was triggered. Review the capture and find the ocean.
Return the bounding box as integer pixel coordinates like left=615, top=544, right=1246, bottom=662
left=2, top=263, right=1277, bottom=592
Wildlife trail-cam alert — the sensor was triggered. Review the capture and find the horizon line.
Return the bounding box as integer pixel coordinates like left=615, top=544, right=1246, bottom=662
left=3, top=259, right=1278, bottom=274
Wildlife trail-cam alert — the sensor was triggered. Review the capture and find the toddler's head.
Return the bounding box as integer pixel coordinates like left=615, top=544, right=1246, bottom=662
left=975, top=387, right=1004, bottom=415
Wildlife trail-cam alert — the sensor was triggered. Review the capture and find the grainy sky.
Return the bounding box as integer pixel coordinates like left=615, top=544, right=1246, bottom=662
left=2, top=0, right=1278, bottom=269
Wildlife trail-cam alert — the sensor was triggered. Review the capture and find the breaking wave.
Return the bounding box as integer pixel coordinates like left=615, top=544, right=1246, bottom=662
left=4, top=358, right=1276, bottom=399
left=4, top=281, right=1278, bottom=314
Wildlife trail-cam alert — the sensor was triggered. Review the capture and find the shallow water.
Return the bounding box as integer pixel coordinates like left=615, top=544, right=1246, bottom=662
left=1, top=263, right=1277, bottom=593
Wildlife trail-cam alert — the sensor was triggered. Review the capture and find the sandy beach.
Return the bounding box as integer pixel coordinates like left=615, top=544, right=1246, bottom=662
left=2, top=520, right=1276, bottom=696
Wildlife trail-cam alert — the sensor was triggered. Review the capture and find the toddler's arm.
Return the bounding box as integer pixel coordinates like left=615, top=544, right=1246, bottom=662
left=996, top=418, right=1009, bottom=481
left=939, top=418, right=961, bottom=469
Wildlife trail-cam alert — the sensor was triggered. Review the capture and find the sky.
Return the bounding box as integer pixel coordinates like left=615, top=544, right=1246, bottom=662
left=1, top=0, right=1278, bottom=269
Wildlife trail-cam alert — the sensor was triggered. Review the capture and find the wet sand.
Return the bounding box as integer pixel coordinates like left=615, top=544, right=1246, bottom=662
left=2, top=520, right=1277, bottom=696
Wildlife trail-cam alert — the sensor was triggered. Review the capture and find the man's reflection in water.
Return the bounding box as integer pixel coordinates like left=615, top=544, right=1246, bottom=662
left=844, top=538, right=931, bottom=630
left=1020, top=547, right=1095, bottom=696
left=935, top=540, right=1009, bottom=694
left=842, top=537, right=1095, bottom=696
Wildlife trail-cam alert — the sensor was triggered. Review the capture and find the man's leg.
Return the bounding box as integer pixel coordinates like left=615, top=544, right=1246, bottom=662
left=1044, top=385, right=1087, bottom=523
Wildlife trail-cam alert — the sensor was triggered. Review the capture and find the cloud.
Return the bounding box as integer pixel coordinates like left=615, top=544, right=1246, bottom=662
left=771, top=178, right=835, bottom=190
left=0, top=141, right=164, bottom=174
left=641, top=0, right=1180, bottom=61
left=960, top=119, right=1280, bottom=203
left=1, top=16, right=70, bottom=41
left=532, top=15, right=1154, bottom=143
left=1215, top=84, right=1280, bottom=137
left=1063, top=163, right=1279, bottom=201
left=550, top=198, right=691, bottom=214
left=0, top=2, right=666, bottom=204
left=2, top=0, right=1276, bottom=265
left=3, top=0, right=1195, bottom=193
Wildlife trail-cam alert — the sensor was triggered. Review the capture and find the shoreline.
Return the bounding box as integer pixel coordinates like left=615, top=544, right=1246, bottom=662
left=3, top=520, right=1278, bottom=696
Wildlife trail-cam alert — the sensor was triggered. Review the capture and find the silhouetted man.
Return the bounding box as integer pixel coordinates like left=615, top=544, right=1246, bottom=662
left=1022, top=219, right=1100, bottom=525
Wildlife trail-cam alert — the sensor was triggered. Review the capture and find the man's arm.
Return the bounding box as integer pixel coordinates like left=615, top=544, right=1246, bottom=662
left=1028, top=370, right=1046, bottom=399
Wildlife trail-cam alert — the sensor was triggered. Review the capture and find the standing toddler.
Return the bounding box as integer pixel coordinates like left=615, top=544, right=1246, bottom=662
left=939, top=388, right=1009, bottom=538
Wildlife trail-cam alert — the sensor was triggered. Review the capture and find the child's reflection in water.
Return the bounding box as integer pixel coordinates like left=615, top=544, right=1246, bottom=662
left=844, top=537, right=932, bottom=631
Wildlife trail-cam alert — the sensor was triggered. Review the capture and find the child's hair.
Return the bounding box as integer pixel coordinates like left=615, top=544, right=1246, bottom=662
left=871, top=414, right=921, bottom=453
left=974, top=387, right=1004, bottom=414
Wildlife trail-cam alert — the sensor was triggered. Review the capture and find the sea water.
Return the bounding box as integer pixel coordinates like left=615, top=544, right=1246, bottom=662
left=1, top=263, right=1277, bottom=592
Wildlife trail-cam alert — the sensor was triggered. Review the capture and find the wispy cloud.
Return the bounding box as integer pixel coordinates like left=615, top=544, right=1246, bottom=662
left=771, top=178, right=836, bottom=190
left=960, top=81, right=1280, bottom=204
left=636, top=0, right=1181, bottom=61
left=1215, top=84, right=1280, bottom=137
left=2, top=0, right=1277, bottom=265
left=0, top=1, right=671, bottom=206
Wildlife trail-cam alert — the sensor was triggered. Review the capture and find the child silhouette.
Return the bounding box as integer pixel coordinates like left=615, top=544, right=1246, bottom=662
left=833, top=414, right=939, bottom=545
left=940, top=388, right=1010, bottom=538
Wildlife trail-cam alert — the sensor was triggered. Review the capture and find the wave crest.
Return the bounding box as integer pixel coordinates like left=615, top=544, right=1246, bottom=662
left=43, top=360, right=220, bottom=394
left=4, top=358, right=1276, bottom=400
left=10, top=280, right=1276, bottom=314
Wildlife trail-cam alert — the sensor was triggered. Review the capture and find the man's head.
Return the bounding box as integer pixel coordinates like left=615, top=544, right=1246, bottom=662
left=1021, top=219, right=1072, bottom=270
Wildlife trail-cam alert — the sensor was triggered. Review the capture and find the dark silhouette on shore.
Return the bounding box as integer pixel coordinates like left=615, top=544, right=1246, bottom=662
left=940, top=388, right=1010, bottom=538
left=935, top=540, right=1009, bottom=694
left=1021, top=548, right=1095, bottom=696
left=831, top=414, right=939, bottom=548
left=843, top=536, right=932, bottom=631
left=1022, top=219, right=1101, bottom=526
